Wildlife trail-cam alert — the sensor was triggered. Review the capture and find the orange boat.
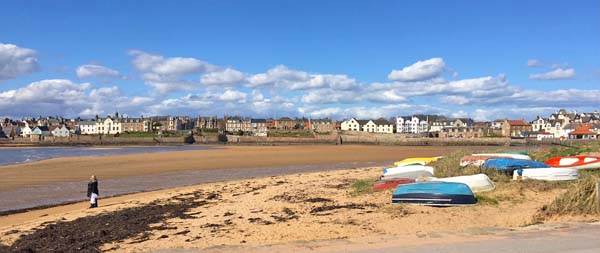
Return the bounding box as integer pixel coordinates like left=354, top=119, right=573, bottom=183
left=544, top=156, right=600, bottom=170
left=372, top=178, right=415, bottom=191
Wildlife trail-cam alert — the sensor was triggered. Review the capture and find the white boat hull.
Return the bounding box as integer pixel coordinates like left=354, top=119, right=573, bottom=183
left=383, top=165, right=434, bottom=177
left=382, top=170, right=434, bottom=180
left=512, top=168, right=579, bottom=181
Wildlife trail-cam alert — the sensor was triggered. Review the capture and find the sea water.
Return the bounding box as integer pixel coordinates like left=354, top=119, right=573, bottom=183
left=0, top=145, right=215, bottom=166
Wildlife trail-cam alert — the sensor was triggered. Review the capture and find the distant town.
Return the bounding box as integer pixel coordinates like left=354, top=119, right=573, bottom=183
left=1, top=109, right=599, bottom=141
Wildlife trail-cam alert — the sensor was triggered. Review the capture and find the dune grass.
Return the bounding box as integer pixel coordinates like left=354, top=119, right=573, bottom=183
left=533, top=171, right=600, bottom=222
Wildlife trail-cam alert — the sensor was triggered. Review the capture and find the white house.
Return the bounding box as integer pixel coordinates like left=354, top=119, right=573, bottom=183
left=51, top=125, right=71, bottom=137
left=396, top=115, right=438, bottom=134
left=20, top=122, right=32, bottom=137
left=368, top=118, right=394, bottom=133
left=341, top=118, right=367, bottom=131
left=531, top=116, right=548, bottom=132
left=77, top=120, right=97, bottom=135
left=97, top=117, right=121, bottom=135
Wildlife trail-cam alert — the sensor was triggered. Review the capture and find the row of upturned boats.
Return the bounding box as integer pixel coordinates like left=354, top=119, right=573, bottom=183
left=373, top=152, right=600, bottom=207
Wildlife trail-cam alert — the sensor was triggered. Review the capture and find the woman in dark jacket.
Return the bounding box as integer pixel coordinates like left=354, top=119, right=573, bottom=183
left=87, top=175, right=99, bottom=208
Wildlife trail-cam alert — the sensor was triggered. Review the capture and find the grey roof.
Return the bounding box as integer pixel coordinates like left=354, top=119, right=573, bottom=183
left=78, top=120, right=96, bottom=125
left=251, top=119, right=266, bottom=123
left=373, top=118, right=392, bottom=125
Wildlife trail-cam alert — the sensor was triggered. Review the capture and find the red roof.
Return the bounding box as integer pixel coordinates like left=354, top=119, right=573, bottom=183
left=570, top=124, right=598, bottom=135
left=507, top=120, right=530, bottom=126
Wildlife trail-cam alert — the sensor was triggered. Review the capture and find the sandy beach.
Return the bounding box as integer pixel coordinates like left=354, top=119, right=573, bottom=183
left=5, top=144, right=580, bottom=252
left=0, top=165, right=577, bottom=252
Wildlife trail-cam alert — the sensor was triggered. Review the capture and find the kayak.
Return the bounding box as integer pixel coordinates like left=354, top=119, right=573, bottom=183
left=460, top=155, right=511, bottom=167
left=372, top=178, right=415, bottom=191
left=482, top=158, right=549, bottom=173
left=544, top=156, right=600, bottom=170
left=383, top=165, right=435, bottom=177
left=391, top=181, right=477, bottom=206
left=419, top=174, right=495, bottom=193
left=393, top=157, right=442, bottom=166
left=473, top=153, right=532, bottom=160
left=513, top=168, right=579, bottom=181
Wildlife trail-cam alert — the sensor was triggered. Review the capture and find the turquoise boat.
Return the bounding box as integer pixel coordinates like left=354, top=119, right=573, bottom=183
left=391, top=181, right=477, bottom=206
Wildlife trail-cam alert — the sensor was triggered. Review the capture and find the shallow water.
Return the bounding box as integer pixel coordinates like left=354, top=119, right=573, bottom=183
left=0, top=145, right=215, bottom=166
left=0, top=161, right=390, bottom=212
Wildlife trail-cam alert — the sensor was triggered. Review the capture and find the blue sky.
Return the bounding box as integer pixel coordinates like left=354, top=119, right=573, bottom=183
left=1, top=0, right=599, bottom=120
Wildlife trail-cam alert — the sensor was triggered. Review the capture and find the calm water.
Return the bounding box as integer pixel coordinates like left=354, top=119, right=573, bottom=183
left=0, top=145, right=216, bottom=166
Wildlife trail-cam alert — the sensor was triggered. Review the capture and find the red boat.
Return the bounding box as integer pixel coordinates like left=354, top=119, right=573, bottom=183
left=545, top=156, right=600, bottom=170
left=373, top=178, right=415, bottom=191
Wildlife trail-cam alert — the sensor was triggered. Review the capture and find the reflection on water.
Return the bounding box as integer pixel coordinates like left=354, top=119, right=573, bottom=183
left=0, top=146, right=215, bottom=166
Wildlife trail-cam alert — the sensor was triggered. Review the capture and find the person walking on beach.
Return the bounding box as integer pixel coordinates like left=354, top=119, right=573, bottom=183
left=87, top=175, right=99, bottom=208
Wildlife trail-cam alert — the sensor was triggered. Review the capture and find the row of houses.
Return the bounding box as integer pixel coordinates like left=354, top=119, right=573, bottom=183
left=1, top=109, right=599, bottom=139
left=338, top=109, right=600, bottom=139
left=0, top=114, right=339, bottom=138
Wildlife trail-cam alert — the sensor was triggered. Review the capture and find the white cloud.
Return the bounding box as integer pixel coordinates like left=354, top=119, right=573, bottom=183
left=76, top=64, right=121, bottom=79
left=200, top=68, right=245, bottom=86
left=129, top=50, right=223, bottom=94
left=529, top=68, right=575, bottom=80
left=440, top=95, right=470, bottom=105
left=388, top=58, right=445, bottom=81
left=129, top=50, right=216, bottom=75
left=0, top=43, right=40, bottom=81
left=246, top=65, right=359, bottom=90
left=527, top=59, right=543, bottom=67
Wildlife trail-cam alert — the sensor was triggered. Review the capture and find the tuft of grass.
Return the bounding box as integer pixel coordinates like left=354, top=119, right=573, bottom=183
left=431, top=150, right=482, bottom=177
left=533, top=172, right=600, bottom=222
left=349, top=179, right=374, bottom=196
left=476, top=194, right=499, bottom=205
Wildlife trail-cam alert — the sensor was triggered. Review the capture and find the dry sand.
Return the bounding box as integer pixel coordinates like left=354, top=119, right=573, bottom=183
left=0, top=145, right=485, bottom=191
left=0, top=165, right=576, bottom=252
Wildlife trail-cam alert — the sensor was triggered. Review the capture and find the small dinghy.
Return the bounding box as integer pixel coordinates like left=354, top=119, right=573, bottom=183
left=393, top=157, right=441, bottom=166
left=473, top=153, right=532, bottom=160
left=372, top=178, right=415, bottom=191
left=419, top=174, right=495, bottom=193
left=392, top=181, right=477, bottom=206
left=381, top=166, right=433, bottom=180
left=513, top=168, right=579, bottom=181
left=383, top=165, right=434, bottom=176
left=482, top=158, right=549, bottom=173
left=544, top=156, right=600, bottom=170
left=460, top=155, right=510, bottom=167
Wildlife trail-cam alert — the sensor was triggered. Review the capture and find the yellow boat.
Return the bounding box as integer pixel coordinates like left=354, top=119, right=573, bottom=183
left=393, top=157, right=442, bottom=166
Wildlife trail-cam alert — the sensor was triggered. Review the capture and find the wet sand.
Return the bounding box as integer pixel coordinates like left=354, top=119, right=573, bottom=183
left=0, top=145, right=489, bottom=191
left=0, top=145, right=494, bottom=212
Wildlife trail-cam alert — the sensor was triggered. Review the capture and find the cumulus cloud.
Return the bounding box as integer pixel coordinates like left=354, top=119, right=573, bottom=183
left=129, top=50, right=223, bottom=94
left=529, top=68, right=575, bottom=80
left=246, top=65, right=358, bottom=90
left=387, top=58, right=445, bottom=81
left=0, top=43, right=40, bottom=81
left=200, top=68, right=245, bottom=86
left=527, top=59, right=543, bottom=67
left=76, top=64, right=121, bottom=79
left=0, top=79, right=155, bottom=118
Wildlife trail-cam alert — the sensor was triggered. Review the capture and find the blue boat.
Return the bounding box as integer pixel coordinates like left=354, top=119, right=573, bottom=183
left=391, top=181, right=477, bottom=206
left=482, top=158, right=549, bottom=172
